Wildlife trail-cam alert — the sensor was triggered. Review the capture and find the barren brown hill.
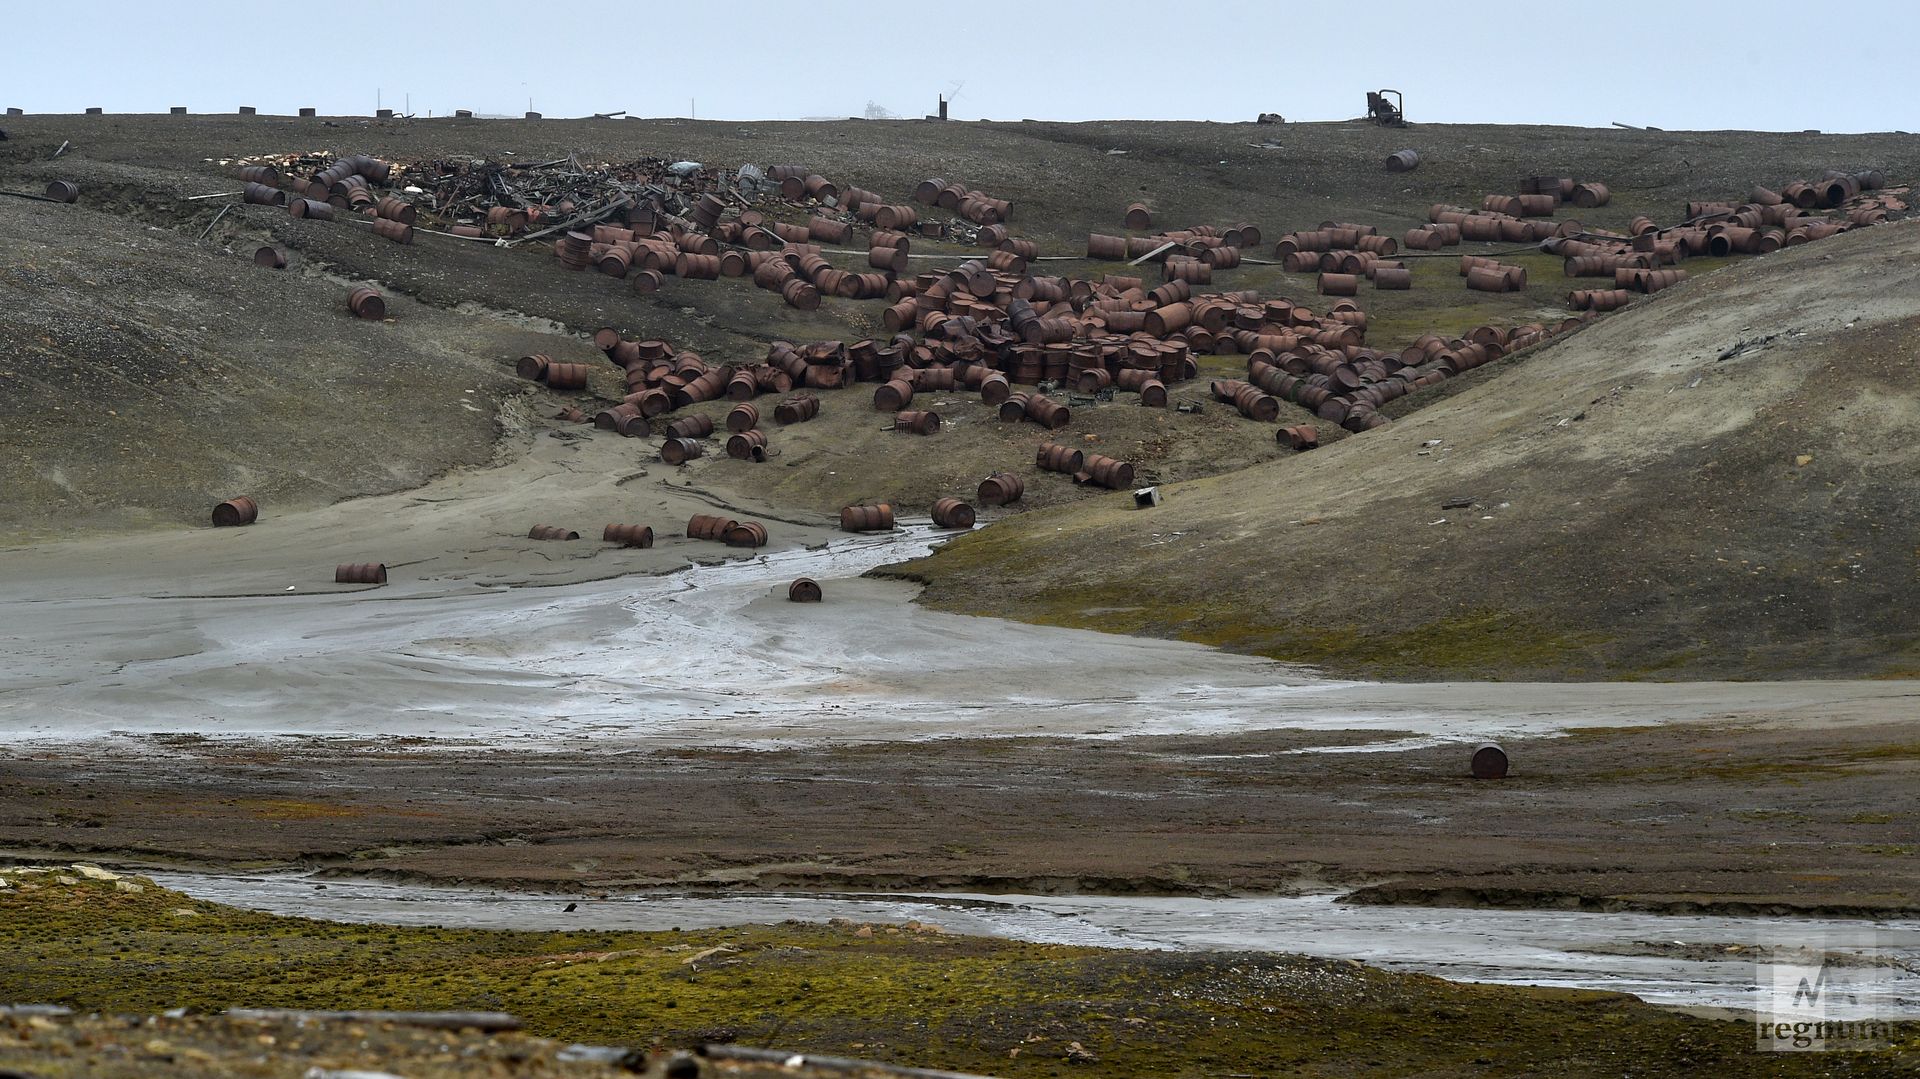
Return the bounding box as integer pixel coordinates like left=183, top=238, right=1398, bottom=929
left=889, top=220, right=1920, bottom=680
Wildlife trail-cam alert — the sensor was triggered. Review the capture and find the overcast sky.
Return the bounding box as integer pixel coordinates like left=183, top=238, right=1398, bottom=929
left=10, top=1, right=1915, bottom=132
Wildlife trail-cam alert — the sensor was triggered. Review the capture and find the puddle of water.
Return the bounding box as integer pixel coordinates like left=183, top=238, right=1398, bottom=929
left=152, top=873, right=1920, bottom=1017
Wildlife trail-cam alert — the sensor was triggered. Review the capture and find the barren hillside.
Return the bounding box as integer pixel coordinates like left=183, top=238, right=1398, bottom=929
left=891, top=221, right=1920, bottom=680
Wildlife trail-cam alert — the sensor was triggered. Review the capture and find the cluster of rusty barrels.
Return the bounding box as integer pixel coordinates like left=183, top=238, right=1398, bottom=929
left=1277, top=223, right=1413, bottom=290
left=238, top=154, right=419, bottom=242
left=518, top=352, right=591, bottom=391
left=688, top=512, right=767, bottom=548
left=1087, top=221, right=1261, bottom=267
left=1459, top=256, right=1527, bottom=294
left=913, top=177, right=1012, bottom=225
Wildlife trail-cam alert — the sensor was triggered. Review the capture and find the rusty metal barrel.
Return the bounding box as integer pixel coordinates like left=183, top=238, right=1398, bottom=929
left=1037, top=443, right=1084, bottom=474
left=726, top=402, right=760, bottom=433
left=237, top=165, right=279, bottom=186
left=979, top=372, right=1012, bottom=406
left=727, top=430, right=769, bottom=460
left=874, top=378, right=914, bottom=411
left=603, top=523, right=655, bottom=548
left=254, top=246, right=286, bottom=269
left=1384, top=149, right=1420, bottom=172
left=347, top=287, right=385, bottom=320
left=210, top=496, right=258, bottom=527
left=1372, top=266, right=1412, bottom=290
left=371, top=218, right=413, bottom=244
left=978, top=472, right=1024, bottom=505
left=528, top=525, right=580, bottom=541
left=1570, top=182, right=1610, bottom=208
left=544, top=362, right=590, bottom=390
left=931, top=497, right=976, bottom=529
left=1024, top=394, right=1070, bottom=429
left=1138, top=378, right=1168, bottom=407
left=1465, top=266, right=1515, bottom=292
left=868, top=245, right=908, bottom=272
left=839, top=504, right=895, bottom=532
left=1086, top=233, right=1128, bottom=260
left=687, top=514, right=736, bottom=541
left=724, top=521, right=768, bottom=548
left=1317, top=272, right=1359, bottom=296
left=1124, top=203, right=1153, bottom=229
left=665, top=414, right=714, bottom=441
left=334, top=563, right=388, bottom=585
left=660, top=437, right=703, bottom=464
left=774, top=393, right=820, bottom=424
left=1081, top=454, right=1136, bottom=489
left=242, top=181, right=285, bottom=206
left=894, top=410, right=941, bottom=434
left=1470, top=742, right=1509, bottom=779
left=287, top=198, right=333, bottom=220
left=788, top=577, right=823, bottom=602
left=376, top=196, right=416, bottom=225
left=1278, top=425, right=1319, bottom=451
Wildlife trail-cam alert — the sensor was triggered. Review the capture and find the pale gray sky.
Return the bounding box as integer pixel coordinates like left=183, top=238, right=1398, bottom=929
left=10, top=0, right=1915, bottom=132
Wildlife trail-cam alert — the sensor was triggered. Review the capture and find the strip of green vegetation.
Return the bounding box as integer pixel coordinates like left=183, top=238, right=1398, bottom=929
left=5, top=874, right=1911, bottom=1076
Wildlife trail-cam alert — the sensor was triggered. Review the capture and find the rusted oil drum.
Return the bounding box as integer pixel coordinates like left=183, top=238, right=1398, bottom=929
left=1372, top=266, right=1412, bottom=290
left=687, top=514, right=736, bottom=541
left=979, top=372, right=1012, bottom=406
left=242, top=181, right=285, bottom=206
left=1138, top=378, right=1168, bottom=407
left=544, top=362, right=589, bottom=390
left=237, top=164, right=279, bottom=186
left=210, top=496, right=258, bottom=527
left=727, top=430, right=769, bottom=461
left=788, top=577, right=823, bottom=602
left=660, top=437, right=703, bottom=464
left=665, top=414, right=714, bottom=441
left=978, top=472, right=1024, bottom=505
left=375, top=196, right=416, bottom=225
left=1384, top=149, right=1420, bottom=172
left=1470, top=742, right=1509, bottom=779
left=486, top=206, right=528, bottom=233
left=334, top=563, right=388, bottom=585
left=1317, top=273, right=1359, bottom=296
left=1123, top=202, right=1153, bottom=229
left=1037, top=443, right=1085, bottom=474
left=780, top=279, right=820, bottom=310
left=1570, top=182, right=1610, bottom=208
left=254, top=246, right=286, bottom=269
left=726, top=402, right=760, bottom=433
left=724, top=521, right=768, bottom=547
left=372, top=218, right=413, bottom=244
left=873, top=379, right=914, bottom=411
left=867, top=245, right=908, bottom=273
left=630, top=268, right=665, bottom=293
left=1081, top=454, right=1135, bottom=489
left=931, top=497, right=976, bottom=529
left=725, top=370, right=760, bottom=401
left=894, top=410, right=941, bottom=435
left=528, top=525, right=580, bottom=541
left=603, top=523, right=655, bottom=548
left=839, top=504, right=895, bottom=532
left=1087, top=234, right=1128, bottom=260
left=774, top=393, right=820, bottom=424
left=676, top=253, right=721, bottom=280
left=1465, top=266, right=1514, bottom=292
left=1024, top=394, right=1070, bottom=429
left=288, top=198, right=333, bottom=220
left=347, top=287, right=386, bottom=320
left=1278, top=424, right=1319, bottom=451
left=807, top=217, right=852, bottom=245
left=1076, top=367, right=1113, bottom=394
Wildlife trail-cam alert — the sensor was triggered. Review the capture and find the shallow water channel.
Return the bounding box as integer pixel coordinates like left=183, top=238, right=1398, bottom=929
left=155, top=873, right=1920, bottom=1018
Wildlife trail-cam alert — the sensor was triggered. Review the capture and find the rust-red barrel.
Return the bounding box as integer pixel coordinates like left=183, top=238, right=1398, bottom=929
left=894, top=410, right=941, bottom=434
left=1081, top=454, right=1135, bottom=490
left=1037, top=443, right=1084, bottom=474
left=931, top=497, right=976, bottom=529
left=516, top=353, right=552, bottom=381
left=978, top=472, right=1024, bottom=505
left=979, top=372, right=1011, bottom=406
left=243, top=181, right=285, bottom=206
left=724, top=521, right=768, bottom=548
left=210, top=496, right=258, bottom=527
left=372, top=218, right=413, bottom=244
left=726, top=430, right=769, bottom=460
left=1384, top=149, right=1420, bottom=172
left=1465, top=266, right=1514, bottom=292
left=1317, top=273, right=1359, bottom=296
left=375, top=196, right=416, bottom=225
left=253, top=245, right=287, bottom=269
left=839, top=504, right=895, bottom=532
left=1087, top=233, right=1128, bottom=260
left=1470, top=742, right=1509, bottom=779
left=1124, top=203, right=1153, bottom=229
left=726, top=402, right=760, bottom=432
left=544, top=362, right=589, bottom=390
left=1278, top=424, right=1319, bottom=451
left=664, top=414, right=714, bottom=441
left=774, top=393, right=821, bottom=424
left=687, top=514, right=736, bottom=541
left=807, top=216, right=852, bottom=245
left=1138, top=378, right=1168, bottom=408
left=347, top=287, right=386, bottom=320
left=603, top=523, right=655, bottom=548
left=874, top=378, right=914, bottom=411
left=334, top=563, right=388, bottom=585
left=288, top=198, right=334, bottom=220
left=528, top=525, right=580, bottom=541
left=1372, top=266, right=1412, bottom=290
left=788, top=577, right=823, bottom=602
left=868, top=245, right=908, bottom=272
left=1570, top=182, right=1610, bottom=208
left=237, top=164, right=279, bottom=186
left=1024, top=394, right=1070, bottom=429
left=660, top=437, right=703, bottom=464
